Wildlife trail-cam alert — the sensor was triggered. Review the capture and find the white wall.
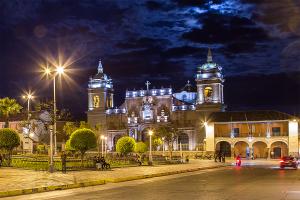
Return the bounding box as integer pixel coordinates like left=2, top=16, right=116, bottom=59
left=288, top=121, right=299, bottom=156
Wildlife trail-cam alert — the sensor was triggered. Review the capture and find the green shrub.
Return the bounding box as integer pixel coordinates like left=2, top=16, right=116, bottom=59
left=0, top=128, right=20, bottom=166
left=37, top=144, right=48, bottom=154
left=135, top=142, right=148, bottom=154
left=116, top=136, right=136, bottom=155
left=65, top=139, right=76, bottom=154
left=69, top=128, right=96, bottom=164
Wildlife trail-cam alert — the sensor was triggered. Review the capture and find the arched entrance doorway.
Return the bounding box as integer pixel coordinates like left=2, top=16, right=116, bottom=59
left=252, top=141, right=267, bottom=159
left=113, top=135, right=122, bottom=151
left=178, top=133, right=189, bottom=150
left=234, top=141, right=249, bottom=158
left=141, top=129, right=150, bottom=142
left=271, top=141, right=288, bottom=159
left=215, top=141, right=231, bottom=157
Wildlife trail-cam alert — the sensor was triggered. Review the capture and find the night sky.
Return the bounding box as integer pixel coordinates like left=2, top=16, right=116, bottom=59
left=0, top=0, right=300, bottom=120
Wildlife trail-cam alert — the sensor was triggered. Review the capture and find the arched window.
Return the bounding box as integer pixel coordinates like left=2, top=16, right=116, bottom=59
left=93, top=95, right=100, bottom=108
left=204, top=87, right=213, bottom=102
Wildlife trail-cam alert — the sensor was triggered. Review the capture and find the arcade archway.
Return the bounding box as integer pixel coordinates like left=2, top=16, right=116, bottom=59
left=234, top=141, right=249, bottom=158
left=215, top=141, right=231, bottom=157
left=252, top=141, right=267, bottom=159
left=271, top=141, right=288, bottom=159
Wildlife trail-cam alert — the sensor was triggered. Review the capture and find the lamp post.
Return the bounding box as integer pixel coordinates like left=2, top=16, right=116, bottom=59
left=44, top=66, right=65, bottom=172
left=148, top=130, right=153, bottom=165
left=162, top=137, right=165, bottom=156
left=100, top=135, right=105, bottom=156
left=104, top=136, right=107, bottom=156
left=45, top=66, right=64, bottom=156
left=22, top=93, right=34, bottom=122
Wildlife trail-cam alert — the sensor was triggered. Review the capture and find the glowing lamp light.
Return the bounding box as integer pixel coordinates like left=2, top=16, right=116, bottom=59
left=203, top=122, right=208, bottom=127
left=56, top=66, right=64, bottom=74
left=100, top=135, right=105, bottom=140
left=45, top=68, right=51, bottom=75
left=148, top=130, right=153, bottom=136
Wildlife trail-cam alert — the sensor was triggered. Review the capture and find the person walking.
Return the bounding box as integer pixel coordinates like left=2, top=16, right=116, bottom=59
left=214, top=151, right=218, bottom=162
left=61, top=152, right=67, bottom=174
left=218, top=151, right=222, bottom=162
left=222, top=152, right=225, bottom=163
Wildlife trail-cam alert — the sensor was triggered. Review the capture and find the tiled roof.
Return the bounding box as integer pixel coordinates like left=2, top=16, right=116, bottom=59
left=209, top=110, right=296, bottom=122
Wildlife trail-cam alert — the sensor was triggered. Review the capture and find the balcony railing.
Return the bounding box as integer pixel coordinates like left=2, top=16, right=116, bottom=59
left=216, top=132, right=289, bottom=138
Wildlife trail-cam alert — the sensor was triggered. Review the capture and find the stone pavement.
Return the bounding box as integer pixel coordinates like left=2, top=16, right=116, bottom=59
left=0, top=160, right=225, bottom=194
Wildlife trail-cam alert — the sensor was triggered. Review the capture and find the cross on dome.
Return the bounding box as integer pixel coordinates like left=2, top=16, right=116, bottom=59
left=145, top=81, right=151, bottom=91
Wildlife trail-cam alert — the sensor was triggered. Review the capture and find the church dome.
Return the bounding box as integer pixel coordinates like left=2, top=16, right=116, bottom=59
left=196, top=49, right=223, bottom=81
left=88, top=60, right=113, bottom=89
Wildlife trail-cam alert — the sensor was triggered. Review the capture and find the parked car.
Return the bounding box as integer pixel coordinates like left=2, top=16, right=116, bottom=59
left=280, top=156, right=298, bottom=169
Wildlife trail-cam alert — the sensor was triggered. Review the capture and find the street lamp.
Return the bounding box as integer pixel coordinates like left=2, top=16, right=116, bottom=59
left=101, top=135, right=105, bottom=156
left=44, top=66, right=65, bottom=156
left=162, top=137, right=165, bottom=156
left=43, top=66, right=66, bottom=172
left=104, top=136, right=108, bottom=156
left=22, top=92, right=34, bottom=122
left=148, top=130, right=153, bottom=165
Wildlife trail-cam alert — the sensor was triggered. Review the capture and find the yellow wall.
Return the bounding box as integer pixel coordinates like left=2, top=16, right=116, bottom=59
left=215, top=121, right=289, bottom=137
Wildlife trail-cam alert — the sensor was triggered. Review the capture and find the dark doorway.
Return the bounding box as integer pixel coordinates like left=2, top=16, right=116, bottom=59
left=216, top=141, right=231, bottom=157
left=273, top=147, right=281, bottom=158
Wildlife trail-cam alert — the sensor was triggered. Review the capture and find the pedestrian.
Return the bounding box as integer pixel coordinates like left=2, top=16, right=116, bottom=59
left=0, top=154, right=2, bottom=167
left=61, top=152, right=67, bottom=174
left=214, top=151, right=218, bottom=162
left=222, top=152, right=225, bottom=163
left=185, top=155, right=189, bottom=163
left=100, top=156, right=105, bottom=170
left=218, top=152, right=222, bottom=162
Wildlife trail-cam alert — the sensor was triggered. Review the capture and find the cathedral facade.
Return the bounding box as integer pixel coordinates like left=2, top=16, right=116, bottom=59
left=87, top=50, right=299, bottom=158
left=87, top=50, right=223, bottom=151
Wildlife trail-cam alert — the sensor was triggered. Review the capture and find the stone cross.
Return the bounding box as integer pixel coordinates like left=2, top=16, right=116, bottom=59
left=145, top=81, right=151, bottom=91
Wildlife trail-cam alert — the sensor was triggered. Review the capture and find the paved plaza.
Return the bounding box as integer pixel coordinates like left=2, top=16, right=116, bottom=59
left=0, top=160, right=226, bottom=194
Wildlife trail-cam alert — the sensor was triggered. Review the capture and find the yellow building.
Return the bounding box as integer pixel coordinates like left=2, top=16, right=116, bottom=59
left=205, top=111, right=299, bottom=158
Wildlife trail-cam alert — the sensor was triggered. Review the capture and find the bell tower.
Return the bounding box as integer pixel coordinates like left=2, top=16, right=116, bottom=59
left=195, top=49, right=225, bottom=112
left=87, top=60, right=114, bottom=128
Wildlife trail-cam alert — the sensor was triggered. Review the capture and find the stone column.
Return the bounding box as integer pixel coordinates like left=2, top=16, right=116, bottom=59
left=231, top=145, right=235, bottom=159
left=266, top=148, right=270, bottom=159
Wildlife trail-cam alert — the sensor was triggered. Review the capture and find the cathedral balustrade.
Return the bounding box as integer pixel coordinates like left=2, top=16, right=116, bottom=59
left=106, top=108, right=126, bottom=114
left=172, top=105, right=196, bottom=111
left=126, top=88, right=172, bottom=98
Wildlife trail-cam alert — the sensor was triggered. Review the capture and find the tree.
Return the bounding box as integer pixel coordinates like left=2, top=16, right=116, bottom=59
left=0, top=128, right=20, bottom=166
left=79, top=121, right=91, bottom=129
left=63, top=122, right=78, bottom=137
left=135, top=142, right=148, bottom=154
left=153, top=137, right=163, bottom=151
left=65, top=139, right=76, bottom=155
left=69, top=128, right=96, bottom=164
left=116, top=136, right=136, bottom=156
left=0, top=98, right=22, bottom=127
left=35, top=100, right=73, bottom=121
left=155, top=125, right=180, bottom=159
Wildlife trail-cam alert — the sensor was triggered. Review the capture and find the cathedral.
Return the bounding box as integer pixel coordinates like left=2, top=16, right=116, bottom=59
left=87, top=50, right=299, bottom=158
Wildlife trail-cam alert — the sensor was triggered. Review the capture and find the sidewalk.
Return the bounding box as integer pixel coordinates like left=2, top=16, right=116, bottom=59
left=0, top=160, right=227, bottom=197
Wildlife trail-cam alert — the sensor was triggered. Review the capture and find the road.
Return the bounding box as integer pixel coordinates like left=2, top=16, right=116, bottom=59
left=4, top=163, right=300, bottom=200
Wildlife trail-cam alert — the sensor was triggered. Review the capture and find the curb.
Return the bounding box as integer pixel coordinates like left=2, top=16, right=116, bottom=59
left=0, top=164, right=228, bottom=198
